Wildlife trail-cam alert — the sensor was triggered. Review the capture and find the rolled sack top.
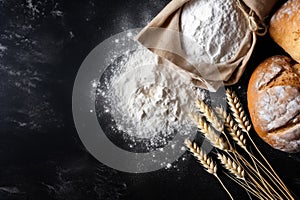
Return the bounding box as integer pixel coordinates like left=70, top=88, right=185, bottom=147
left=136, top=0, right=278, bottom=91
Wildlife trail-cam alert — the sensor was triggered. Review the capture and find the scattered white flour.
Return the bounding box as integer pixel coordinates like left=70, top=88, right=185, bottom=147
left=51, top=10, right=64, bottom=17
left=180, top=0, right=249, bottom=64
left=99, top=46, right=207, bottom=149
left=0, top=43, right=7, bottom=52
left=0, top=43, right=7, bottom=57
left=26, top=0, right=40, bottom=15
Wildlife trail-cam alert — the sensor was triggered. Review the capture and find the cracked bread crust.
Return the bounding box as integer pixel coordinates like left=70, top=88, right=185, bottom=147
left=248, top=55, right=300, bottom=153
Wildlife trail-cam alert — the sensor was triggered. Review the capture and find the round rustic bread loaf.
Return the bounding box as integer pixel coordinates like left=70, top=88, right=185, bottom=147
left=247, top=55, right=300, bottom=153
left=269, top=0, right=300, bottom=63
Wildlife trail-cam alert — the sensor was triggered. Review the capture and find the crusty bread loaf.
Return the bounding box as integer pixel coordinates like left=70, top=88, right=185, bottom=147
left=247, top=55, right=300, bottom=153
left=269, top=0, right=300, bottom=63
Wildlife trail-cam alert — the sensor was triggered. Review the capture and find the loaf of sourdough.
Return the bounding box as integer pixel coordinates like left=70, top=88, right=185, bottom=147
left=247, top=56, right=300, bottom=153
left=269, top=0, right=300, bottom=63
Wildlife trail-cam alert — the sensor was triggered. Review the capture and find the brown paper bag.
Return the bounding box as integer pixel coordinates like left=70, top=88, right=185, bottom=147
left=136, top=0, right=278, bottom=91
left=244, top=0, right=278, bottom=20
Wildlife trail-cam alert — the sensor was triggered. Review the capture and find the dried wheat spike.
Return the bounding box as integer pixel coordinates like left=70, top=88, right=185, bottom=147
left=191, top=114, right=230, bottom=151
left=196, top=99, right=224, bottom=133
left=230, top=125, right=247, bottom=148
left=225, top=89, right=251, bottom=133
left=215, top=106, right=234, bottom=131
left=217, top=153, right=245, bottom=179
left=215, top=107, right=247, bottom=148
left=185, top=139, right=217, bottom=175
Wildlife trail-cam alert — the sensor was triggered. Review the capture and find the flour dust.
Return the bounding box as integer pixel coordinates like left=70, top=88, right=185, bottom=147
left=95, top=44, right=208, bottom=154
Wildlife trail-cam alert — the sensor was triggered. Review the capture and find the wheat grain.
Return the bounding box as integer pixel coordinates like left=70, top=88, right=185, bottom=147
left=196, top=99, right=224, bottom=132
left=225, top=89, right=251, bottom=133
left=218, top=153, right=245, bottom=179
left=185, top=139, right=217, bottom=174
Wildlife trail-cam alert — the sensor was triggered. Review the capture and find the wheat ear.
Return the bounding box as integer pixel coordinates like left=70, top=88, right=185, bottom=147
left=216, top=106, right=281, bottom=198
left=226, top=89, right=251, bottom=133
left=217, top=153, right=273, bottom=199
left=195, top=100, right=239, bottom=156
left=215, top=107, right=247, bottom=149
left=185, top=140, right=217, bottom=174
left=196, top=99, right=224, bottom=132
left=226, top=89, right=293, bottom=199
left=185, top=140, right=233, bottom=200
left=217, top=153, right=245, bottom=180
left=215, top=106, right=253, bottom=175
left=191, top=114, right=230, bottom=152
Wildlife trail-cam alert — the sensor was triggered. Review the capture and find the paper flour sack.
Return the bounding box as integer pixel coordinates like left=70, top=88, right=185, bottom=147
left=137, top=0, right=278, bottom=90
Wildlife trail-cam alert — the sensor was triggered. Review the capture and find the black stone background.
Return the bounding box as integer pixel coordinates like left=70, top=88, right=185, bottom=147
left=0, top=0, right=299, bottom=199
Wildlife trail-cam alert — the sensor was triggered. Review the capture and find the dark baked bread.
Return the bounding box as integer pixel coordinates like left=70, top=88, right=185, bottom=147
left=269, top=0, right=300, bottom=63
left=247, top=55, right=300, bottom=153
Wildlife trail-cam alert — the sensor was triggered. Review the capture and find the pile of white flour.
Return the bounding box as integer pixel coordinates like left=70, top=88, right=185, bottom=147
left=181, top=0, right=249, bottom=64
left=103, top=47, right=206, bottom=149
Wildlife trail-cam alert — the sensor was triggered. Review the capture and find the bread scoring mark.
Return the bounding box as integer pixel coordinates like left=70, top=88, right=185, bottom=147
left=256, top=86, right=300, bottom=132
left=268, top=123, right=300, bottom=153
left=280, top=123, right=300, bottom=141
left=256, top=63, right=282, bottom=90
left=256, top=57, right=300, bottom=91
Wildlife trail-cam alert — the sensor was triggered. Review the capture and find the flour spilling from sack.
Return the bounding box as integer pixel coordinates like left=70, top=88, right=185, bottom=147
left=97, top=46, right=208, bottom=151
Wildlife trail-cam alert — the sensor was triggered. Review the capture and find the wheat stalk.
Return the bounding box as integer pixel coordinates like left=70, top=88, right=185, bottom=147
left=186, top=90, right=294, bottom=199
left=225, top=89, right=294, bottom=200
left=216, top=107, right=247, bottom=149
left=216, top=107, right=269, bottom=197
left=192, top=105, right=243, bottom=174
left=185, top=139, right=217, bottom=174
left=196, top=99, right=224, bottom=132
left=190, top=114, right=230, bottom=151
left=216, top=106, right=281, bottom=197
left=185, top=140, right=234, bottom=200
left=230, top=125, right=247, bottom=148
left=218, top=153, right=278, bottom=199
left=224, top=173, right=268, bottom=200
left=215, top=106, right=234, bottom=130
left=226, top=89, right=251, bottom=133
left=217, top=153, right=245, bottom=180
left=195, top=100, right=241, bottom=154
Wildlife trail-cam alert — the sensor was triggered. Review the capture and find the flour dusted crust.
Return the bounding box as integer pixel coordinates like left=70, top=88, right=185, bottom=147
left=269, top=0, right=300, bottom=63
left=247, top=56, right=300, bottom=153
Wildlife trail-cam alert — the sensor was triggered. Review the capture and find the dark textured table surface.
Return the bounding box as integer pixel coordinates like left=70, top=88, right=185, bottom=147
left=0, top=0, right=299, bottom=199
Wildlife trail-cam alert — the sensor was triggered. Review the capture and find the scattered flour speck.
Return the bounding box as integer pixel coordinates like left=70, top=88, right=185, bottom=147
left=0, top=43, right=7, bottom=57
